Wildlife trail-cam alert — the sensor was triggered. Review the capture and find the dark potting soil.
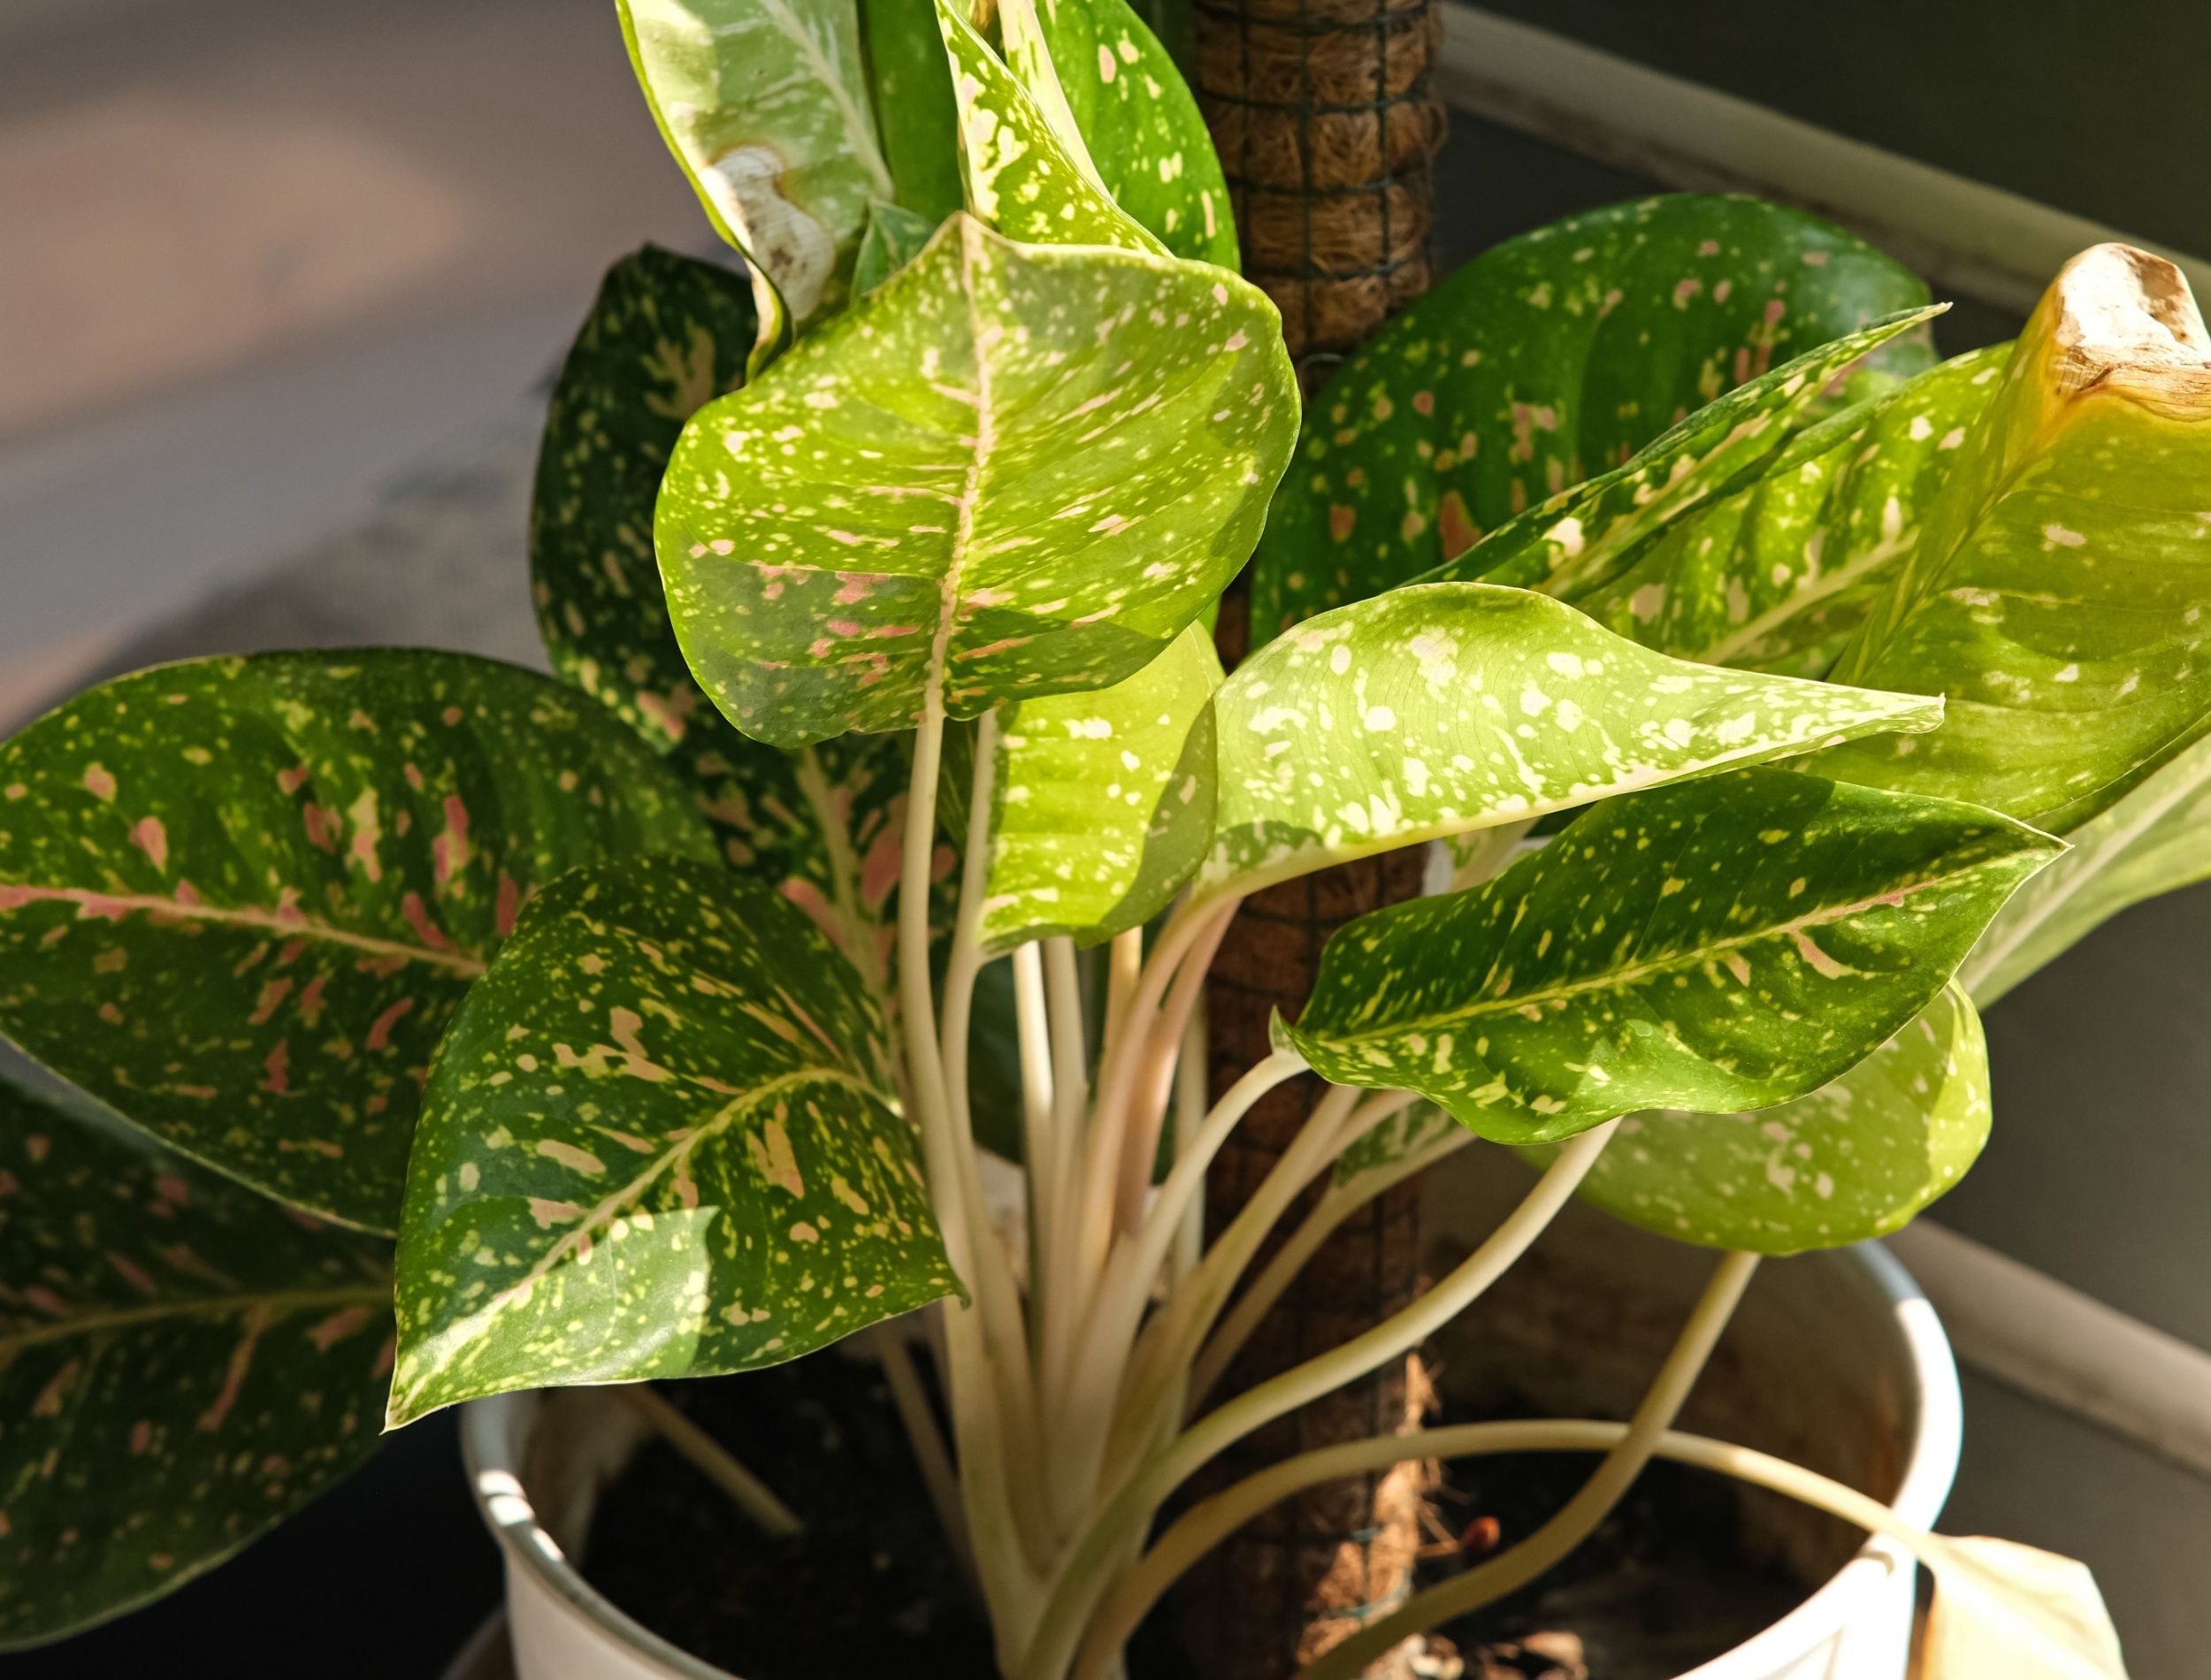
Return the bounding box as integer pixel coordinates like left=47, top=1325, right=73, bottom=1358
left=582, top=1349, right=997, bottom=1678
left=1418, top=1393, right=1810, bottom=1680
left=584, top=1367, right=1810, bottom=1680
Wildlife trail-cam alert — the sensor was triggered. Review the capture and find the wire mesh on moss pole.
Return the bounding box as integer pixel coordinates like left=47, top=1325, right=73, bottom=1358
left=1190, top=3, right=1448, bottom=1674
left=1195, top=0, right=1446, bottom=364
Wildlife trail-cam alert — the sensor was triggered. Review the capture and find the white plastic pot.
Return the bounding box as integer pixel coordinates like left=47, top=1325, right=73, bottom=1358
left=463, top=1180, right=1958, bottom=1680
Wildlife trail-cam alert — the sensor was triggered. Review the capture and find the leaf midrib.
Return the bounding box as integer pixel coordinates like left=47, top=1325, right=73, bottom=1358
left=922, top=218, right=998, bottom=714
left=1, top=1280, right=388, bottom=1355
left=0, top=882, right=487, bottom=978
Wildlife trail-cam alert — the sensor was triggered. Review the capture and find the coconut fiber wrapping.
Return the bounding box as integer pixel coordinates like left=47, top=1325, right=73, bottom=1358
left=1196, top=0, right=1448, bottom=363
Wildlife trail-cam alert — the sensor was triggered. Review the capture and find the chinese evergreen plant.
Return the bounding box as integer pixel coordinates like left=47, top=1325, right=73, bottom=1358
left=4, top=3, right=2200, bottom=1675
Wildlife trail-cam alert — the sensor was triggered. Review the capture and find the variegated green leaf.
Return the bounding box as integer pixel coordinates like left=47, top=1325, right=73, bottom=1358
left=982, top=623, right=1218, bottom=949
left=1586, top=343, right=2011, bottom=677
left=657, top=212, right=1297, bottom=748
left=1281, top=769, right=2054, bottom=1143
left=618, top=0, right=895, bottom=356
left=934, top=0, right=1159, bottom=255
left=1193, top=582, right=1945, bottom=905
left=1527, top=981, right=1990, bottom=1253
left=860, top=0, right=963, bottom=223
left=388, top=859, right=956, bottom=1425
left=1436, top=309, right=1944, bottom=605
left=0, top=653, right=716, bottom=1233
left=1961, top=730, right=2211, bottom=1005
left=1249, top=195, right=1933, bottom=638
left=1334, top=1100, right=1458, bottom=1184
left=998, top=0, right=1236, bottom=266
left=854, top=201, right=941, bottom=296
left=1817, top=245, right=2211, bottom=833
left=522, top=245, right=922, bottom=1012
left=698, top=732, right=917, bottom=987
left=0, top=1076, right=393, bottom=1647
left=531, top=245, right=754, bottom=752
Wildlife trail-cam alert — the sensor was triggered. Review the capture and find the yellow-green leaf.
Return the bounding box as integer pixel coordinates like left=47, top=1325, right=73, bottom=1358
left=1529, top=982, right=1989, bottom=1253
left=1195, top=582, right=1945, bottom=905
left=1817, top=245, right=2211, bottom=833
left=619, top=0, right=896, bottom=359
left=982, top=623, right=1218, bottom=949
left=657, top=214, right=1296, bottom=748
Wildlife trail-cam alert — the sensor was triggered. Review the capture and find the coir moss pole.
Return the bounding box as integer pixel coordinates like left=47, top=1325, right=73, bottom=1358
left=1191, top=1, right=1448, bottom=1673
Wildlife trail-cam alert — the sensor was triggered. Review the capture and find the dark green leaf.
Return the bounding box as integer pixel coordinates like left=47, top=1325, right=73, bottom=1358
left=531, top=245, right=754, bottom=752
left=0, top=652, right=716, bottom=1232
left=855, top=201, right=942, bottom=295
left=1334, top=1100, right=1457, bottom=1184
left=1281, top=769, right=2054, bottom=1142
left=861, top=0, right=964, bottom=222
left=1250, top=194, right=1933, bottom=637
left=657, top=213, right=1297, bottom=747
left=1527, top=982, right=1989, bottom=1253
left=1434, top=309, right=1943, bottom=604
left=523, top=243, right=923, bottom=1019
left=1816, top=245, right=2211, bottom=832
left=1584, top=343, right=2010, bottom=676
left=388, top=859, right=957, bottom=1424
left=0, top=1076, right=392, bottom=1647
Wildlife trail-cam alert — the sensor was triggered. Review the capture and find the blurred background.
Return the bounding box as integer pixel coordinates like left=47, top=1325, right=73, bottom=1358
left=3, top=1, right=2209, bottom=1674
left=0, top=0, right=705, bottom=722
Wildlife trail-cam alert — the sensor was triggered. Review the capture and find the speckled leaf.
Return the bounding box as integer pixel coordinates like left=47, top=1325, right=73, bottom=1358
left=1193, top=582, right=1946, bottom=905
left=1529, top=981, right=1989, bottom=1253
left=1281, top=769, right=2054, bottom=1143
left=531, top=245, right=754, bottom=752
left=388, top=859, right=954, bottom=1424
left=1249, top=195, right=1933, bottom=638
left=1333, top=1100, right=1457, bottom=1184
left=0, top=1076, right=393, bottom=1648
left=1817, top=245, right=2211, bottom=833
left=618, top=0, right=895, bottom=357
left=520, top=246, right=923, bottom=1007
left=1961, top=730, right=2211, bottom=1005
left=699, top=731, right=922, bottom=989
left=998, top=0, right=1236, bottom=266
left=657, top=212, right=1296, bottom=747
left=861, top=0, right=963, bottom=222
left=982, top=623, right=1218, bottom=948
left=1586, top=344, right=2011, bottom=677
left=935, top=0, right=1160, bottom=256
left=854, top=201, right=940, bottom=295
left=0, top=652, right=717, bottom=1233
left=1434, top=309, right=1944, bottom=606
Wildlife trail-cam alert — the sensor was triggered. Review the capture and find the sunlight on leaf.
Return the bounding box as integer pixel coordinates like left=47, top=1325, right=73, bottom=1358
left=1921, top=1536, right=2128, bottom=1679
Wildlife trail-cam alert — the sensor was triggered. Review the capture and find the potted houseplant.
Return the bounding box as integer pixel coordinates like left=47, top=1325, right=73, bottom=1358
left=3, top=2, right=2198, bottom=1675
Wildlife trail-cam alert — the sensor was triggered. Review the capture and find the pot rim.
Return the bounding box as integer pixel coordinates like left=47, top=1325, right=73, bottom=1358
left=462, top=1238, right=1962, bottom=1680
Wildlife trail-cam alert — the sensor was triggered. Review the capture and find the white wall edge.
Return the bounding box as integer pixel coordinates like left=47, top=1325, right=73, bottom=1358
left=1885, top=1221, right=2211, bottom=1484
left=1434, top=4, right=2211, bottom=317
